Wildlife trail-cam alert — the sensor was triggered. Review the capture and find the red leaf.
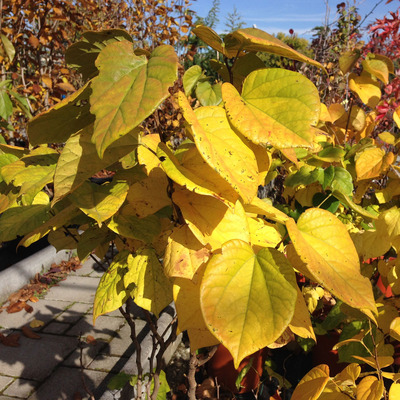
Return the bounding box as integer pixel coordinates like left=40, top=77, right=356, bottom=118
left=0, top=333, right=21, bottom=347
left=22, top=326, right=41, bottom=340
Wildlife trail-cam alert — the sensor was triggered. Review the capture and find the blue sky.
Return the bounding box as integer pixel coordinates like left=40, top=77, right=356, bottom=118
left=188, top=0, right=399, bottom=38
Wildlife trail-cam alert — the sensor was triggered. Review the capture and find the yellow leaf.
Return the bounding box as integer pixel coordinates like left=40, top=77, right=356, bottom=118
left=248, top=216, right=282, bottom=249
left=377, top=303, right=399, bottom=335
left=157, top=141, right=238, bottom=203
left=328, top=103, right=346, bottom=123
left=243, top=196, right=289, bottom=224
left=362, top=53, right=394, bottom=85
left=124, top=248, right=172, bottom=317
left=289, top=286, right=316, bottom=341
left=389, top=382, right=400, bottom=400
left=70, top=180, right=129, bottom=225
left=164, top=224, right=210, bottom=281
left=356, top=376, right=384, bottom=400
left=222, top=69, right=320, bottom=149
left=200, top=240, right=297, bottom=368
left=353, top=355, right=394, bottom=369
left=173, top=270, right=220, bottom=351
left=93, top=251, right=130, bottom=324
left=349, top=72, right=381, bottom=108
left=291, top=364, right=330, bottom=400
left=137, top=134, right=161, bottom=175
left=126, top=168, right=170, bottom=217
left=339, top=50, right=361, bottom=74
left=29, top=319, right=45, bottom=328
left=286, top=209, right=377, bottom=314
left=394, top=106, right=400, bottom=129
left=172, top=189, right=250, bottom=251
left=356, top=148, right=394, bottom=181
left=390, top=317, right=400, bottom=342
left=334, top=363, right=360, bottom=386
left=351, top=229, right=391, bottom=260
left=178, top=93, right=259, bottom=203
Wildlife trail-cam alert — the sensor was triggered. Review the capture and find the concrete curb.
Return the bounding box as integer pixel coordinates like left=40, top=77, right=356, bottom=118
left=0, top=246, right=75, bottom=304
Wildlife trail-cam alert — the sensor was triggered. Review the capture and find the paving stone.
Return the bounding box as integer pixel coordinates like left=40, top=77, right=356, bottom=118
left=88, top=354, right=129, bottom=373
left=0, top=299, right=72, bottom=330
left=41, top=321, right=70, bottom=334
left=27, top=366, right=114, bottom=400
left=66, top=313, right=126, bottom=339
left=0, top=376, right=13, bottom=393
left=3, top=378, right=37, bottom=398
left=101, top=320, right=147, bottom=357
left=55, top=302, right=92, bottom=323
left=0, top=396, right=22, bottom=400
left=62, top=338, right=109, bottom=368
left=0, top=333, right=76, bottom=381
left=43, top=275, right=100, bottom=304
left=71, top=258, right=105, bottom=277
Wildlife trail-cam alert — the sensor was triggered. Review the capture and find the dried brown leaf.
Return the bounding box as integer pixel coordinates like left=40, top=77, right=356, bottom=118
left=22, top=326, right=41, bottom=339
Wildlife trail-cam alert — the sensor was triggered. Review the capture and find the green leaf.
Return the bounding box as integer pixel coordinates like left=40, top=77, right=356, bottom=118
left=183, top=65, right=204, bottom=96
left=28, top=81, right=94, bottom=146
left=333, top=191, right=378, bottom=220
left=285, top=166, right=324, bottom=187
left=124, top=248, right=173, bottom=317
left=200, top=239, right=297, bottom=368
left=93, top=250, right=130, bottom=323
left=315, top=146, right=345, bottom=162
left=312, top=192, right=340, bottom=213
left=195, top=81, right=222, bottom=106
left=223, top=69, right=320, bottom=148
left=0, top=153, right=18, bottom=182
left=0, top=34, right=15, bottom=62
left=108, top=208, right=161, bottom=243
left=66, top=29, right=133, bottom=81
left=324, top=166, right=353, bottom=196
left=77, top=224, right=115, bottom=261
left=18, top=203, right=82, bottom=248
left=8, top=90, right=32, bottom=118
left=107, top=372, right=132, bottom=390
left=0, top=89, right=13, bottom=120
left=0, top=204, right=50, bottom=242
left=70, top=180, right=129, bottom=225
left=53, top=125, right=139, bottom=205
left=90, top=41, right=177, bottom=157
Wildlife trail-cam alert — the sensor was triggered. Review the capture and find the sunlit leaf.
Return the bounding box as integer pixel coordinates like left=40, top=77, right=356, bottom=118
left=349, top=72, right=381, bottom=108
left=66, top=29, right=133, bottom=81
left=248, top=217, right=282, bottom=249
left=223, top=69, right=320, bottom=148
left=286, top=209, right=377, bottom=313
left=390, top=317, right=400, bottom=342
left=355, top=147, right=394, bottom=180
left=243, top=196, right=289, bottom=224
left=158, top=142, right=238, bottom=203
left=69, top=180, right=129, bottom=225
left=93, top=251, right=130, bottom=323
left=53, top=125, right=139, bottom=204
left=173, top=269, right=220, bottom=351
left=389, top=382, right=400, bottom=400
left=224, top=28, right=326, bottom=71
left=195, top=81, right=222, bottom=106
left=356, top=376, right=383, bottom=400
left=362, top=53, right=394, bottom=84
left=178, top=93, right=259, bottom=203
left=124, top=248, right=172, bottom=317
left=172, top=189, right=250, bottom=251
left=291, top=364, right=330, bottom=400
left=91, top=41, right=177, bottom=157
left=200, top=240, right=297, bottom=368
left=289, top=286, right=316, bottom=341
left=183, top=65, right=204, bottom=96
left=164, top=224, right=210, bottom=280
left=339, top=50, right=360, bottom=74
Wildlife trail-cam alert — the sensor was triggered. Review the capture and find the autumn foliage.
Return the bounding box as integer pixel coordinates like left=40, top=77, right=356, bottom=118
left=1, top=3, right=400, bottom=399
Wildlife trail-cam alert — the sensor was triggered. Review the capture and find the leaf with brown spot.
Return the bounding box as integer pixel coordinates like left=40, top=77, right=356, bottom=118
left=6, top=301, right=26, bottom=313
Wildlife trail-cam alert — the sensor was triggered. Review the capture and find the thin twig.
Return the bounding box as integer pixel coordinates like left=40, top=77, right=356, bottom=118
left=78, top=334, right=95, bottom=400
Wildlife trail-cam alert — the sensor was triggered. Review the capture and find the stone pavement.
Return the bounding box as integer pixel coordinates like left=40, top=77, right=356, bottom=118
left=0, top=258, right=147, bottom=400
